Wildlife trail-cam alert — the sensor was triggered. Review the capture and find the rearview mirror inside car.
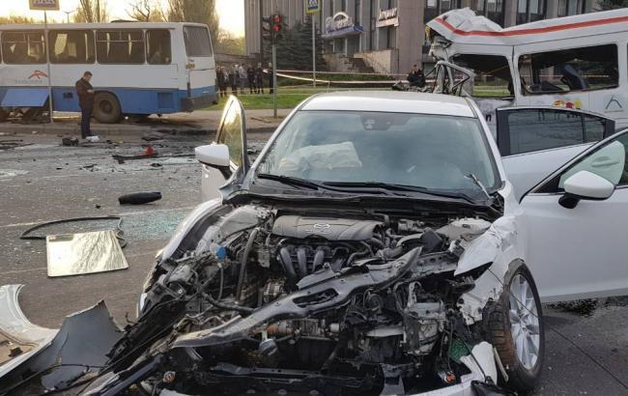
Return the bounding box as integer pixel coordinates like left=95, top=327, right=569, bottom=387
left=195, top=144, right=230, bottom=168
left=559, top=170, right=615, bottom=209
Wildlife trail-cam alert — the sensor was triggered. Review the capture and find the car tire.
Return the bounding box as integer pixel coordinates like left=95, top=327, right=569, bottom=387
left=93, top=92, right=121, bottom=124
left=484, top=261, right=544, bottom=392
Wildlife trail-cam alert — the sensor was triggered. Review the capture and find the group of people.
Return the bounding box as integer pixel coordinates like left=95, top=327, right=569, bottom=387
left=216, top=62, right=275, bottom=97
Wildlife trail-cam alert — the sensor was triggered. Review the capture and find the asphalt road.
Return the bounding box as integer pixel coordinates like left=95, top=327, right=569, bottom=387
left=1, top=133, right=627, bottom=395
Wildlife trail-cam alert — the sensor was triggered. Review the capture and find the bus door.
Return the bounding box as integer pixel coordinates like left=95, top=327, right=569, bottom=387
left=183, top=25, right=217, bottom=108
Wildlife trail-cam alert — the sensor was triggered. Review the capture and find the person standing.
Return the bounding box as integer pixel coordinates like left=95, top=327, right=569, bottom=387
left=246, top=64, right=256, bottom=94
left=230, top=65, right=238, bottom=96
left=216, top=66, right=227, bottom=98
left=267, top=62, right=274, bottom=94
left=75, top=71, right=99, bottom=142
left=237, top=63, right=247, bottom=95
left=255, top=62, right=265, bottom=94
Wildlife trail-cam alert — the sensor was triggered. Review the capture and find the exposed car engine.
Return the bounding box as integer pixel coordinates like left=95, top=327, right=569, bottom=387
left=100, top=204, right=497, bottom=396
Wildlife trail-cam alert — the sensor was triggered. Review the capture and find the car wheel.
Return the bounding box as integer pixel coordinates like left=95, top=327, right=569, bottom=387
left=93, top=92, right=121, bottom=124
left=484, top=261, right=544, bottom=392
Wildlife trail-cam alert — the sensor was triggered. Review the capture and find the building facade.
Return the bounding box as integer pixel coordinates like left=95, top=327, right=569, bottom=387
left=244, top=0, right=601, bottom=74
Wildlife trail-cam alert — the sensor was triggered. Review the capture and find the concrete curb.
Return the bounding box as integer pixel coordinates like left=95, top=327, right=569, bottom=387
left=0, top=122, right=278, bottom=137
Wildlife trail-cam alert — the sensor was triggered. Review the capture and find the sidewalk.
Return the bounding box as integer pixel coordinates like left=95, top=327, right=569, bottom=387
left=0, top=108, right=292, bottom=137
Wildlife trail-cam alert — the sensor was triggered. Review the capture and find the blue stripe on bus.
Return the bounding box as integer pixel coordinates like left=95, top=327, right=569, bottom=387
left=0, top=86, right=217, bottom=114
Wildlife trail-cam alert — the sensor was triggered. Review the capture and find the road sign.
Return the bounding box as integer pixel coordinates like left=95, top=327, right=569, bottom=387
left=307, top=0, right=321, bottom=14
left=29, top=0, right=59, bottom=11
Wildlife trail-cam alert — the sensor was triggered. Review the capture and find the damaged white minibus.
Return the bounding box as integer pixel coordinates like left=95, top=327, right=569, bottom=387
left=426, top=7, right=628, bottom=199
left=427, top=7, right=628, bottom=128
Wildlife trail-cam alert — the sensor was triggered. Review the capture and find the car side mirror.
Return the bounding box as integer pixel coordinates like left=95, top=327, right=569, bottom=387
left=195, top=144, right=230, bottom=168
left=559, top=170, right=615, bottom=209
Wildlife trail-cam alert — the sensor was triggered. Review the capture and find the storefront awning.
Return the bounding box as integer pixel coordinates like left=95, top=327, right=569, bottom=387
left=322, top=25, right=364, bottom=39
left=1, top=88, right=49, bottom=107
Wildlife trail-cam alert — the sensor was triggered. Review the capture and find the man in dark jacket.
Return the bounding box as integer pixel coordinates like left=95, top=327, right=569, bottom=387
left=255, top=62, right=265, bottom=94
left=75, top=71, right=98, bottom=141
left=247, top=64, right=256, bottom=94
left=407, top=64, right=425, bottom=88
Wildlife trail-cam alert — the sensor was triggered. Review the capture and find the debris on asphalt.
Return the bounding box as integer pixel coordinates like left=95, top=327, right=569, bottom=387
left=118, top=191, right=162, bottom=205
left=112, top=145, right=158, bottom=164
left=142, top=131, right=166, bottom=141
left=47, top=230, right=129, bottom=277
left=0, top=140, right=33, bottom=150
left=61, top=137, right=79, bottom=146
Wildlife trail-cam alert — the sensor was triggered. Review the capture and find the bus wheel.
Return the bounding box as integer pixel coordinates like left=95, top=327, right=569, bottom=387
left=93, top=92, right=121, bottom=124
left=0, top=108, right=8, bottom=122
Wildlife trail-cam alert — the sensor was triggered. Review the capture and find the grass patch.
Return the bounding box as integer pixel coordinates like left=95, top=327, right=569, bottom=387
left=205, top=87, right=369, bottom=110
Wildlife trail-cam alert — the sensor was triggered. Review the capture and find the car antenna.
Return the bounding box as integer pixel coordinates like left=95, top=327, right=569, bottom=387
left=465, top=174, right=491, bottom=200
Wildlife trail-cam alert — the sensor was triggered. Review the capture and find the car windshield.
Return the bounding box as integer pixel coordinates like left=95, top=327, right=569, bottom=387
left=256, top=110, right=501, bottom=197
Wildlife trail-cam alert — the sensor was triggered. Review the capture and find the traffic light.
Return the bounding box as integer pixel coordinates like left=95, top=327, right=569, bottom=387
left=262, top=16, right=272, bottom=41
left=272, top=14, right=283, bottom=41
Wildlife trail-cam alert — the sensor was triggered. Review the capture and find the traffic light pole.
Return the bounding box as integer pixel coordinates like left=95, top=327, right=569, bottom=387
left=272, top=43, right=278, bottom=118
left=312, top=15, right=316, bottom=88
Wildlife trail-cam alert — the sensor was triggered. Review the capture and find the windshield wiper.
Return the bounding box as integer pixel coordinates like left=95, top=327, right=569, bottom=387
left=256, top=173, right=325, bottom=190
left=322, top=181, right=478, bottom=202
left=465, top=174, right=491, bottom=200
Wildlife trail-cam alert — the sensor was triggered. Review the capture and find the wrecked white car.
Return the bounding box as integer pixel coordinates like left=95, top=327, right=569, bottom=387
left=3, top=92, right=628, bottom=395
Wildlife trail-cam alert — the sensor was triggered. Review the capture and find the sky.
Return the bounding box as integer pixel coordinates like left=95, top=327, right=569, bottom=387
left=0, top=0, right=245, bottom=36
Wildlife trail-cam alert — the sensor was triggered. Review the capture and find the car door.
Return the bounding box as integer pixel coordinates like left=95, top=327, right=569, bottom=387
left=496, top=107, right=614, bottom=200
left=200, top=96, right=249, bottom=201
left=519, top=129, right=628, bottom=302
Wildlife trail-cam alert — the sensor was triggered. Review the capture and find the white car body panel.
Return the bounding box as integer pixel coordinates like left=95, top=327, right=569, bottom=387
left=502, top=144, right=593, bottom=201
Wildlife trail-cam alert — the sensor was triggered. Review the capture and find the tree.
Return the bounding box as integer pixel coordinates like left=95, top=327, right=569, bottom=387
left=75, top=0, right=109, bottom=23
left=596, top=0, right=628, bottom=10
left=0, top=15, right=35, bottom=24
left=215, top=30, right=246, bottom=55
left=167, top=0, right=219, bottom=44
left=263, top=16, right=327, bottom=71
left=128, top=0, right=165, bottom=22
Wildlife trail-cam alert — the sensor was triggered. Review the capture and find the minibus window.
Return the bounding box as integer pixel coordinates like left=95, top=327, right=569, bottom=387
left=451, top=54, right=514, bottom=98
left=49, top=30, right=95, bottom=64
left=184, top=26, right=213, bottom=57
left=147, top=30, right=171, bottom=64
left=96, top=30, right=145, bottom=64
left=518, top=44, right=618, bottom=95
left=2, top=31, right=46, bottom=64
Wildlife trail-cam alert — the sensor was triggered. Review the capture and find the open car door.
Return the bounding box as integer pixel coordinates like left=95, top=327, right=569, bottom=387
left=520, top=129, right=628, bottom=302
left=196, top=96, right=250, bottom=201
left=496, top=107, right=615, bottom=200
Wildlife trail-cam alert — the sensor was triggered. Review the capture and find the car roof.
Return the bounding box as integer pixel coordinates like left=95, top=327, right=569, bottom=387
left=300, top=91, right=476, bottom=118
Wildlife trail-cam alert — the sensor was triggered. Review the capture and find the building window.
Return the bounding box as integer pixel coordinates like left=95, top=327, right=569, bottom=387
left=341, top=0, right=346, bottom=12
left=147, top=30, right=171, bottom=64
left=558, top=0, right=585, bottom=17
left=1, top=31, right=46, bottom=64
left=97, top=30, right=145, bottom=64
left=474, top=0, right=505, bottom=26
left=518, top=44, right=618, bottom=95
left=355, top=0, right=361, bottom=25
left=517, top=0, right=546, bottom=24
left=386, top=26, right=396, bottom=49
left=49, top=30, right=95, bottom=64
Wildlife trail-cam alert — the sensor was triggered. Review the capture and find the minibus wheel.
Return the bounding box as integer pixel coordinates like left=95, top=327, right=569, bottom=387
left=0, top=108, right=8, bottom=122
left=93, top=92, right=122, bottom=124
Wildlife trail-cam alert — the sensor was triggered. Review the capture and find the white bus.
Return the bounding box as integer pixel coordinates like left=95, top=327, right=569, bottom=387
left=426, top=7, right=628, bottom=130
left=0, top=22, right=217, bottom=123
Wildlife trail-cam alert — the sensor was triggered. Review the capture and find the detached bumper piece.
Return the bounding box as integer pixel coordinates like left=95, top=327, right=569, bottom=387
left=0, top=284, right=122, bottom=394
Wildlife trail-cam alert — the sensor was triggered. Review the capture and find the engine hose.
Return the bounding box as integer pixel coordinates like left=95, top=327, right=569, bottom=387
left=203, top=293, right=254, bottom=314
left=279, top=247, right=298, bottom=283
left=236, top=227, right=260, bottom=302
